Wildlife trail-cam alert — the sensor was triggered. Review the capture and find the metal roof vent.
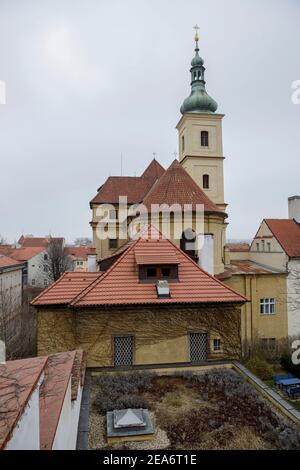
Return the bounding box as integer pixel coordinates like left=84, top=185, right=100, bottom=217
left=156, top=280, right=170, bottom=298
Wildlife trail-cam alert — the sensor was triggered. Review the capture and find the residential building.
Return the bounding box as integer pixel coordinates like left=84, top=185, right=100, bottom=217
left=0, top=255, right=24, bottom=357
left=32, top=227, right=246, bottom=368
left=0, top=350, right=85, bottom=450
left=248, top=197, right=300, bottom=337
left=65, top=245, right=97, bottom=272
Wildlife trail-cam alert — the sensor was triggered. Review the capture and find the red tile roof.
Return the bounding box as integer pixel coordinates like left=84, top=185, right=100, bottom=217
left=65, top=246, right=96, bottom=260
left=90, top=158, right=223, bottom=217
left=0, top=356, right=47, bottom=449
left=0, top=350, right=85, bottom=450
left=134, top=239, right=179, bottom=265
left=39, top=351, right=76, bottom=450
left=225, top=260, right=284, bottom=275
left=227, top=243, right=250, bottom=253
left=18, top=236, right=64, bottom=248
left=69, top=227, right=246, bottom=307
left=31, top=271, right=101, bottom=306
left=0, top=255, right=23, bottom=269
left=32, top=229, right=246, bottom=307
left=141, top=158, right=165, bottom=180
left=8, top=246, right=45, bottom=262
left=90, top=159, right=165, bottom=206
left=142, top=160, right=224, bottom=215
left=0, top=245, right=14, bottom=256
left=264, top=219, right=300, bottom=258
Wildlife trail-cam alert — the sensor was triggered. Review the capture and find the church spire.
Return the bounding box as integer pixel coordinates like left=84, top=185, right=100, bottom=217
left=180, top=26, right=218, bottom=114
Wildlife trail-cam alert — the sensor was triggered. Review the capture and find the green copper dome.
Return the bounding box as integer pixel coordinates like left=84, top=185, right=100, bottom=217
left=180, top=32, right=218, bottom=114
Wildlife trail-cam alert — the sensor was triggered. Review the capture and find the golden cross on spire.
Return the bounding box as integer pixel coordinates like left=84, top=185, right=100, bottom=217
left=193, top=24, right=200, bottom=44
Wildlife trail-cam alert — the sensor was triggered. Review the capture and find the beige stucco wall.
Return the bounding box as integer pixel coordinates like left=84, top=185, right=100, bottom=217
left=91, top=210, right=226, bottom=275
left=37, top=304, right=241, bottom=368
left=224, top=273, right=288, bottom=347
left=177, top=113, right=225, bottom=208
left=249, top=220, right=288, bottom=271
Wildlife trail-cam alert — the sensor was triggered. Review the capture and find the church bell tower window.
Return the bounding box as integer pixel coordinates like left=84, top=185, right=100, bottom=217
left=201, top=130, right=209, bottom=147
left=203, top=174, right=209, bottom=189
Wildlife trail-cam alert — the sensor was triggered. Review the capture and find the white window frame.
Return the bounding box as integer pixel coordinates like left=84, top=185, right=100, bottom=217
left=260, top=298, right=276, bottom=315
left=213, top=338, right=221, bottom=352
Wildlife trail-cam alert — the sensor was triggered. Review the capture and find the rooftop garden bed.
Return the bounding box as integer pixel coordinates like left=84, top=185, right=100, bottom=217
left=88, top=368, right=300, bottom=450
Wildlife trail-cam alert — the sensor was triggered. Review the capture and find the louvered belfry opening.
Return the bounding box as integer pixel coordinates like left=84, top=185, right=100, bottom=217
left=114, top=336, right=134, bottom=367
left=189, top=332, right=208, bottom=363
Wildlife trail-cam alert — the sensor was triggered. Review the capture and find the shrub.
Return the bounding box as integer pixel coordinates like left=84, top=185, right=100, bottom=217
left=115, top=394, right=149, bottom=410
left=280, top=353, right=300, bottom=378
left=93, top=371, right=155, bottom=414
left=245, top=356, right=275, bottom=380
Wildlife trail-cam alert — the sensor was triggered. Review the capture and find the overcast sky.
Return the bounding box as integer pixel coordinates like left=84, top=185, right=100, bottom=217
left=0, top=0, right=299, bottom=244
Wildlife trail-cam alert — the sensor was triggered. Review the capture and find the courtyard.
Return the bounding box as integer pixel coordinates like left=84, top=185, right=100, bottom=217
left=88, top=368, right=300, bottom=450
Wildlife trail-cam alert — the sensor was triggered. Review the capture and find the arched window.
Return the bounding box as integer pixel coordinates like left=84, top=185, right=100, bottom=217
left=203, top=174, right=209, bottom=189
left=201, top=130, right=209, bottom=147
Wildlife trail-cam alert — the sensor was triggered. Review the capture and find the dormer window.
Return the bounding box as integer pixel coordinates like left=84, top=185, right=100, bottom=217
left=139, top=265, right=178, bottom=282
left=201, top=130, right=209, bottom=147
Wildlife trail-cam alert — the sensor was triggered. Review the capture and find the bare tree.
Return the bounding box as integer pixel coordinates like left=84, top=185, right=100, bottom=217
left=46, top=239, right=73, bottom=282
left=0, top=234, right=6, bottom=245
left=74, top=237, right=92, bottom=246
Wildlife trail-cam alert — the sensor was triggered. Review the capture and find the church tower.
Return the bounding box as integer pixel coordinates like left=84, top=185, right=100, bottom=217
left=177, top=27, right=227, bottom=212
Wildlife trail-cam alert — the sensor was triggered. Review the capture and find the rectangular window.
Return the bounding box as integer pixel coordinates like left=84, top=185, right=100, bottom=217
left=267, top=242, right=271, bottom=252
left=182, top=135, right=185, bottom=152
left=146, top=267, right=157, bottom=278
left=161, top=267, right=171, bottom=278
left=261, top=240, right=265, bottom=251
left=256, top=243, right=259, bottom=251
left=114, top=335, right=134, bottom=367
left=109, top=238, right=118, bottom=249
left=213, top=338, right=221, bottom=352
left=260, top=298, right=276, bottom=315
left=260, top=338, right=276, bottom=350
left=31, top=279, right=35, bottom=285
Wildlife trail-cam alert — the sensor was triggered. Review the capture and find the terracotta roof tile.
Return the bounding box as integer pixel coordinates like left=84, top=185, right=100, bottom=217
left=8, top=246, right=45, bottom=262
left=39, top=351, right=77, bottom=450
left=227, top=243, right=250, bottom=253
left=264, top=219, right=300, bottom=258
left=142, top=160, right=224, bottom=215
left=141, top=158, right=165, bottom=180
left=0, top=255, right=23, bottom=269
left=70, top=227, right=246, bottom=307
left=225, top=260, right=284, bottom=275
left=19, top=237, right=64, bottom=248
left=91, top=159, right=165, bottom=206
left=134, top=240, right=179, bottom=265
left=0, top=357, right=47, bottom=449
left=31, top=271, right=101, bottom=306
left=65, top=246, right=96, bottom=260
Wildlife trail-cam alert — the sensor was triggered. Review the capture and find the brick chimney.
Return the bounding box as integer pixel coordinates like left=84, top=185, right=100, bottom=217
left=288, top=196, right=300, bottom=223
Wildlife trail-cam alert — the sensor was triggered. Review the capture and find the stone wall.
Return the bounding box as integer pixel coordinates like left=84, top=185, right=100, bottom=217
left=37, top=303, right=242, bottom=367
